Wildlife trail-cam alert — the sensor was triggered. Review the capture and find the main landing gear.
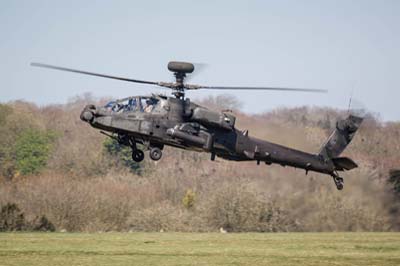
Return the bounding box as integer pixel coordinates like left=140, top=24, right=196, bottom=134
left=149, top=147, right=162, bottom=161
left=127, top=138, right=144, bottom=163
left=123, top=136, right=163, bottom=162
left=332, top=173, right=344, bottom=190
left=132, top=146, right=163, bottom=163
left=132, top=149, right=145, bottom=162
left=133, top=146, right=162, bottom=162
left=114, top=134, right=163, bottom=163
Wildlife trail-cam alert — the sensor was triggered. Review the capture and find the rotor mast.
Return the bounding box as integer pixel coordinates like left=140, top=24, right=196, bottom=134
left=167, top=61, right=195, bottom=99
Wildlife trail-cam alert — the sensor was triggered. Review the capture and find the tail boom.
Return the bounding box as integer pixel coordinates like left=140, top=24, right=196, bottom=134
left=231, top=114, right=363, bottom=190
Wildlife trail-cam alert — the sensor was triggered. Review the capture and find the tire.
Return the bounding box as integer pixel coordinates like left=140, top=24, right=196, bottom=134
left=149, top=147, right=162, bottom=161
left=132, top=150, right=144, bottom=162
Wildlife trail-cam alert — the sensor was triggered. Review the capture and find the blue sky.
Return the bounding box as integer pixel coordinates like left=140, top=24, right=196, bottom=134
left=1, top=0, right=399, bottom=120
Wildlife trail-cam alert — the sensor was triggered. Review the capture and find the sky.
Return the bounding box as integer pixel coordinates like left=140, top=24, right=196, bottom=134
left=0, top=0, right=399, bottom=121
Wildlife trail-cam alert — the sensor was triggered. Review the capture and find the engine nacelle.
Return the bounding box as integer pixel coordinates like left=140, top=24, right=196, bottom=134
left=167, top=126, right=214, bottom=151
left=190, top=107, right=235, bottom=130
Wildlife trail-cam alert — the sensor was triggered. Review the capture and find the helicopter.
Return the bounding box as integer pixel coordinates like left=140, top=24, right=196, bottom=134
left=31, top=61, right=363, bottom=190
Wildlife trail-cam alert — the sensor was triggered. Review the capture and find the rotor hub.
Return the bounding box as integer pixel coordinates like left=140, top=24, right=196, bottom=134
left=167, top=61, right=195, bottom=99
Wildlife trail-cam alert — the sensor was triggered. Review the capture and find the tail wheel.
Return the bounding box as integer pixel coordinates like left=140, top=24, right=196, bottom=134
left=333, top=176, right=344, bottom=190
left=132, top=150, right=144, bottom=162
left=149, top=147, right=162, bottom=161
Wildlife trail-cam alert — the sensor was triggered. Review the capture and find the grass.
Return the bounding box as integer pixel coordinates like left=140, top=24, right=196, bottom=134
left=0, top=232, right=399, bottom=266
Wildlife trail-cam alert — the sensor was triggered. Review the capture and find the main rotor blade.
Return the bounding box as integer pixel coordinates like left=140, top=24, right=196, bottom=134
left=185, top=63, right=208, bottom=82
left=191, top=86, right=327, bottom=93
left=31, top=62, right=160, bottom=86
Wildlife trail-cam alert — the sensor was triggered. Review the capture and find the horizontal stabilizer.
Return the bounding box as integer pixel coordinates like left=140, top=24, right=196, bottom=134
left=332, top=157, right=358, bottom=171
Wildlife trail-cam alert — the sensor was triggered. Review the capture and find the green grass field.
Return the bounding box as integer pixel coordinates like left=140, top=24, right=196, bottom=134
left=0, top=232, right=399, bottom=266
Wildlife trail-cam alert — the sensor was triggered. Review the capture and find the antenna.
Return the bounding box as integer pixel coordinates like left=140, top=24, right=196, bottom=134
left=347, top=84, right=355, bottom=114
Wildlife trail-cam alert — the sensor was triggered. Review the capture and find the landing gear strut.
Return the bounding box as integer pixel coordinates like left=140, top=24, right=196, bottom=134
left=125, top=136, right=144, bottom=163
left=332, top=175, right=344, bottom=190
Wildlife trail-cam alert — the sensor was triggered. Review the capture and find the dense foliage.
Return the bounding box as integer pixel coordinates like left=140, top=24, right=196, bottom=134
left=15, top=129, right=56, bottom=175
left=0, top=203, right=55, bottom=232
left=0, top=104, right=56, bottom=178
left=389, top=169, right=400, bottom=195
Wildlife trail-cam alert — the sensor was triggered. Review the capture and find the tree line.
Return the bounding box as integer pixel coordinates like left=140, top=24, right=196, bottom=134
left=0, top=95, right=399, bottom=232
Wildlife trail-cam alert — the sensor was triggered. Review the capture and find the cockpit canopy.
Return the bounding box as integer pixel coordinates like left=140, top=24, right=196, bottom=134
left=103, top=96, right=166, bottom=114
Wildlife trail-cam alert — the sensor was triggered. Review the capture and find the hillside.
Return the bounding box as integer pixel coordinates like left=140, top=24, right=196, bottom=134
left=0, top=95, right=399, bottom=232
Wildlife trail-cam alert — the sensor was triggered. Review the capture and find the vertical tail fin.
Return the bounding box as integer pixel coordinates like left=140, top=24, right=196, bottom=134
left=319, top=114, right=363, bottom=170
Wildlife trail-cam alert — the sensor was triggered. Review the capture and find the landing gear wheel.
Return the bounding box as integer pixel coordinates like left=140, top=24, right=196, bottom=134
left=132, top=150, right=144, bottom=162
left=333, top=176, right=344, bottom=190
left=149, top=147, right=162, bottom=161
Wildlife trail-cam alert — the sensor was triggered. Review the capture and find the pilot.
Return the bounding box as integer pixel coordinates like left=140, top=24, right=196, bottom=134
left=144, top=99, right=154, bottom=113
left=127, top=98, right=137, bottom=111
left=113, top=103, right=123, bottom=113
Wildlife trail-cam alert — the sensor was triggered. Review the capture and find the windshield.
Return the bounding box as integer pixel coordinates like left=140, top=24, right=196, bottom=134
left=104, top=97, right=164, bottom=113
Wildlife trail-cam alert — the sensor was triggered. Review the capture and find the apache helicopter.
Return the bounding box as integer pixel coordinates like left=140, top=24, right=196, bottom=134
left=31, top=61, right=363, bottom=190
